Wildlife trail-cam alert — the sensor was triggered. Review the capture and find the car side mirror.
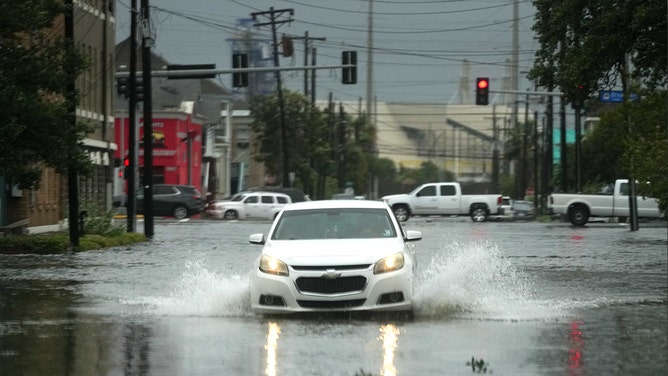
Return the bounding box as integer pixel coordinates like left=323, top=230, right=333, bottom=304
left=404, top=230, right=422, bottom=242
left=249, top=233, right=265, bottom=245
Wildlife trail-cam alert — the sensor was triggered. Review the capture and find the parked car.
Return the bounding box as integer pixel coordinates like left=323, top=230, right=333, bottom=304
left=205, top=191, right=291, bottom=220
left=510, top=200, right=535, bottom=221
left=121, top=184, right=203, bottom=219
left=382, top=182, right=502, bottom=222
left=499, top=196, right=513, bottom=215
left=248, top=199, right=422, bottom=315
left=245, top=186, right=310, bottom=203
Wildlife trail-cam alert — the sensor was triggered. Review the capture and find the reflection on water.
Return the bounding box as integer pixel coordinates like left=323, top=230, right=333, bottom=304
left=123, top=323, right=152, bottom=376
left=265, top=322, right=280, bottom=376
left=379, top=324, right=399, bottom=376
left=568, top=320, right=585, bottom=375
left=261, top=321, right=401, bottom=376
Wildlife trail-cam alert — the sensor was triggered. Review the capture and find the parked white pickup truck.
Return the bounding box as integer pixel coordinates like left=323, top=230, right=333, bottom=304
left=549, top=179, right=662, bottom=226
left=382, top=182, right=502, bottom=222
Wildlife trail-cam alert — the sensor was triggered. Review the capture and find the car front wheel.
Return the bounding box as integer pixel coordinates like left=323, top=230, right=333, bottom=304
left=173, top=205, right=189, bottom=219
left=568, top=205, right=589, bottom=226
left=393, top=205, right=410, bottom=222
left=470, top=207, right=488, bottom=222
left=224, top=210, right=239, bottom=220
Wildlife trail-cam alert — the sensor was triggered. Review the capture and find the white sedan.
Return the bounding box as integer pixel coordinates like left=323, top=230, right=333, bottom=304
left=248, top=200, right=422, bottom=315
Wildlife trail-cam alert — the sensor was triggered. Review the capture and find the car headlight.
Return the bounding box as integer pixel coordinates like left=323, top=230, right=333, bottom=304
left=259, top=255, right=289, bottom=276
left=373, top=252, right=404, bottom=274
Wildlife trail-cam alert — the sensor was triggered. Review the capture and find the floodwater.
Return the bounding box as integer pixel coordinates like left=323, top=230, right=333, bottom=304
left=1, top=218, right=666, bottom=375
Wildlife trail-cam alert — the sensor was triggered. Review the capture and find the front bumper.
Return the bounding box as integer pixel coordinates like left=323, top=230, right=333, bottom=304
left=250, top=263, right=413, bottom=314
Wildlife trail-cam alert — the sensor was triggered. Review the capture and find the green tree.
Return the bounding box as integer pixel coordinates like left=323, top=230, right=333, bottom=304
left=249, top=90, right=330, bottom=194
left=623, top=91, right=668, bottom=214
left=0, top=0, right=90, bottom=189
left=530, top=0, right=667, bottom=101
left=530, top=0, right=667, bottom=214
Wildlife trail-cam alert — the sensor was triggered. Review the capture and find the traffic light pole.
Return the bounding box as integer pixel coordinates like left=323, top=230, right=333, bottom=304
left=126, top=0, right=138, bottom=233
left=141, top=0, right=154, bottom=238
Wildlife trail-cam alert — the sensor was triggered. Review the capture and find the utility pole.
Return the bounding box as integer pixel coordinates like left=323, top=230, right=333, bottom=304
left=64, top=0, right=80, bottom=247
left=252, top=7, right=294, bottom=188
left=542, top=85, right=554, bottom=213
left=141, top=0, right=154, bottom=238
left=510, top=0, right=519, bottom=186
left=492, top=105, right=500, bottom=192
left=366, top=0, right=374, bottom=119
left=291, top=32, right=326, bottom=103
left=559, top=99, right=567, bottom=192
left=338, top=102, right=346, bottom=189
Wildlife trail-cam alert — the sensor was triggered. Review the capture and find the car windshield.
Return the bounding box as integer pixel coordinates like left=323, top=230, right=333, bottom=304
left=271, top=208, right=397, bottom=240
left=231, top=193, right=247, bottom=202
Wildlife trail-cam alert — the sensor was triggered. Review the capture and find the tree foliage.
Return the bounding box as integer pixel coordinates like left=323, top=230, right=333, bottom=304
left=0, top=0, right=90, bottom=189
left=249, top=90, right=332, bottom=196
left=530, top=0, right=667, bottom=214
left=530, top=0, right=667, bottom=100
left=249, top=90, right=460, bottom=199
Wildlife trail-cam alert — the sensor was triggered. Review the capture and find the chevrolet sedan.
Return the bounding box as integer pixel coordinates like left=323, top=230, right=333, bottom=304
left=248, top=200, right=422, bottom=315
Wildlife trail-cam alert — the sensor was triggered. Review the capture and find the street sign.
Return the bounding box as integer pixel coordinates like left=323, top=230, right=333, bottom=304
left=599, top=90, right=638, bottom=103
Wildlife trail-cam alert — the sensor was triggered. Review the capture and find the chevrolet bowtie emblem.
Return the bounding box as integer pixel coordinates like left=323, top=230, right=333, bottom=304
left=321, top=269, right=342, bottom=279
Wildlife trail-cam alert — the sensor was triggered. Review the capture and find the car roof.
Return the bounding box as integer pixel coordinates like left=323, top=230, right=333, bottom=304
left=282, top=199, right=388, bottom=211
left=239, top=191, right=291, bottom=198
left=246, top=186, right=308, bottom=202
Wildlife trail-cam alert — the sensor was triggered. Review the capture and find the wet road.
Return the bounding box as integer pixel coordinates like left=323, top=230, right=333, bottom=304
left=1, top=217, right=666, bottom=375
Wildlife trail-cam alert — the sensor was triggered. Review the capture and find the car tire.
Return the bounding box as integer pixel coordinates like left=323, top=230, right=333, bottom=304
left=392, top=205, right=410, bottom=222
left=173, top=205, right=189, bottom=219
left=568, top=205, right=589, bottom=226
left=224, top=210, right=239, bottom=220
left=470, top=206, right=488, bottom=222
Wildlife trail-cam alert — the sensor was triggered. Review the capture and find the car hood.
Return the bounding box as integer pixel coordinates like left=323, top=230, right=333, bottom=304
left=213, top=200, right=243, bottom=207
left=261, top=238, right=405, bottom=265
left=381, top=193, right=407, bottom=201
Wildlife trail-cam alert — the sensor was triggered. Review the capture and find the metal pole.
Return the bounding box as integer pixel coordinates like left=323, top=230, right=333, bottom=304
left=141, top=0, right=154, bottom=238
left=126, top=0, right=138, bottom=232
left=575, top=108, right=582, bottom=192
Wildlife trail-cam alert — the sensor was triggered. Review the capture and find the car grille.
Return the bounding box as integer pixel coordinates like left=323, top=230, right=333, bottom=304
left=297, top=299, right=366, bottom=309
left=296, top=276, right=367, bottom=294
left=292, top=264, right=371, bottom=271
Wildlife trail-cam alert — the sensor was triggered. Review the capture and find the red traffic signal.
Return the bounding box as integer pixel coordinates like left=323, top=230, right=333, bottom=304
left=475, top=77, right=489, bottom=105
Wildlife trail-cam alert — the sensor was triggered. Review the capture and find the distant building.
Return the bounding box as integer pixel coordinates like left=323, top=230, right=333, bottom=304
left=316, top=101, right=527, bottom=186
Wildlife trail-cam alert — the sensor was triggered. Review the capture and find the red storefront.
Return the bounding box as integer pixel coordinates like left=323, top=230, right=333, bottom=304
left=115, top=111, right=203, bottom=193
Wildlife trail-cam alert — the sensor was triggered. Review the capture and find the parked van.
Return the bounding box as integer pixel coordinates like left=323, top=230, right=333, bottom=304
left=205, top=191, right=291, bottom=220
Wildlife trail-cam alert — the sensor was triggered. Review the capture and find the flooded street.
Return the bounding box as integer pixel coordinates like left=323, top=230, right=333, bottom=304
left=1, top=218, right=666, bottom=375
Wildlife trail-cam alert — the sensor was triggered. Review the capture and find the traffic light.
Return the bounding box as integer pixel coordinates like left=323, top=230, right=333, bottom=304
left=342, top=51, right=357, bottom=85
left=117, top=77, right=128, bottom=97
left=475, top=77, right=489, bottom=105
left=232, top=53, right=249, bottom=87
left=123, top=158, right=130, bottom=180
left=135, top=77, right=144, bottom=102
left=281, top=35, right=293, bottom=57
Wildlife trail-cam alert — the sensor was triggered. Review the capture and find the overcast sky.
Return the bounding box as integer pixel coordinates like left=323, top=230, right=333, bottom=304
left=115, top=0, right=538, bottom=104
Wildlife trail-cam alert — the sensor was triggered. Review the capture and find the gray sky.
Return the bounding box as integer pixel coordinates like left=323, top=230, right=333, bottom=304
left=115, top=0, right=538, bottom=104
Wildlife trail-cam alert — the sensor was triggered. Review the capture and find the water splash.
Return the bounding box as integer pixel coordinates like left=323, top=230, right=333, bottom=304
left=137, top=257, right=251, bottom=317
left=414, top=239, right=559, bottom=321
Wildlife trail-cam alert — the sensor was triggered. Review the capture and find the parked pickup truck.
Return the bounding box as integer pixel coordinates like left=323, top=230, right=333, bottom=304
left=382, top=182, right=502, bottom=222
left=549, top=179, right=662, bottom=226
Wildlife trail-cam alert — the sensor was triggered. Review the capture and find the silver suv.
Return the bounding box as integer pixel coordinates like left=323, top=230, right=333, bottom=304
left=205, top=191, right=291, bottom=220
